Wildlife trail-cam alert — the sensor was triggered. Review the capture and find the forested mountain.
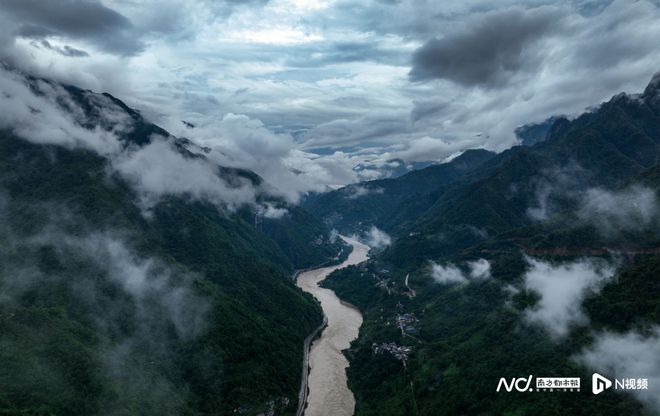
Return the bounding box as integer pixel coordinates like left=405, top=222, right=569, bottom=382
left=0, top=67, right=345, bottom=416
left=317, top=73, right=660, bottom=415
left=302, top=149, right=495, bottom=234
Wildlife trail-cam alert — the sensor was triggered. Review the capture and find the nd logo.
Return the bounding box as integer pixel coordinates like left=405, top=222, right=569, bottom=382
left=496, top=376, right=534, bottom=392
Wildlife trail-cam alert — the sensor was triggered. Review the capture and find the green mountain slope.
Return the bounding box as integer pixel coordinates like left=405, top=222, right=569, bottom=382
left=302, top=149, right=495, bottom=234
left=319, top=73, right=660, bottom=415
left=0, top=70, right=343, bottom=415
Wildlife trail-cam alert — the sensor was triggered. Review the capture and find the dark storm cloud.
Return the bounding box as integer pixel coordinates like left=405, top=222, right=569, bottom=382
left=0, top=0, right=143, bottom=56
left=409, top=6, right=563, bottom=87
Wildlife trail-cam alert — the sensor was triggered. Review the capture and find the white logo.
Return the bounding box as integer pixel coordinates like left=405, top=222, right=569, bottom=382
left=536, top=377, right=580, bottom=391
left=592, top=373, right=612, bottom=395
left=496, top=376, right=533, bottom=392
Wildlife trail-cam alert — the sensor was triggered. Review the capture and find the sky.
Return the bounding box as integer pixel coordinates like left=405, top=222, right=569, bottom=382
left=2, top=0, right=660, bottom=190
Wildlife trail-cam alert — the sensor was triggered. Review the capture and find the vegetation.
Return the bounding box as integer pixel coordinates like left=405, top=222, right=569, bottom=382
left=0, top=82, right=344, bottom=415
left=319, top=75, right=660, bottom=414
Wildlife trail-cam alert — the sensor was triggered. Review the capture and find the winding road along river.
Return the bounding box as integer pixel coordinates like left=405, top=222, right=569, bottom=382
left=296, top=236, right=370, bottom=416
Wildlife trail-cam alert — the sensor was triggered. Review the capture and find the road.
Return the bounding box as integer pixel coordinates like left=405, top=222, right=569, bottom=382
left=404, top=273, right=416, bottom=298
left=296, top=314, right=327, bottom=416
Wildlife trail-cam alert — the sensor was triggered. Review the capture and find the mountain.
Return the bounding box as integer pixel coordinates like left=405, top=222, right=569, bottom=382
left=315, top=73, right=660, bottom=415
left=302, top=149, right=495, bottom=234
left=515, top=115, right=567, bottom=146
left=0, top=68, right=345, bottom=415
left=351, top=158, right=436, bottom=179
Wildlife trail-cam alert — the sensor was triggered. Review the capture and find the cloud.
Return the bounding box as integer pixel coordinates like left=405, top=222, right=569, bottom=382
left=0, top=223, right=209, bottom=341
left=36, top=40, right=90, bottom=57
left=168, top=113, right=390, bottom=200
left=257, top=202, right=289, bottom=219
left=363, top=226, right=391, bottom=249
left=578, top=185, right=659, bottom=236
left=525, top=164, right=660, bottom=237
left=343, top=185, right=384, bottom=199
left=522, top=256, right=616, bottom=339
left=410, top=6, right=562, bottom=87
left=430, top=262, right=466, bottom=284
left=526, top=163, right=586, bottom=222
left=0, top=201, right=210, bottom=411
left=430, top=258, right=492, bottom=284
left=112, top=137, right=259, bottom=211
left=405, top=0, right=660, bottom=159
left=578, top=327, right=660, bottom=413
left=468, top=258, right=491, bottom=279
left=69, top=232, right=209, bottom=340
left=3, top=0, right=660, bottom=191
left=0, top=67, right=277, bottom=214
left=0, top=68, right=130, bottom=156
left=0, top=0, right=143, bottom=56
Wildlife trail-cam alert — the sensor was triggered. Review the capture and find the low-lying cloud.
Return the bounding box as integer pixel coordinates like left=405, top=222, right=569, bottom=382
left=0, top=196, right=210, bottom=411
left=430, top=258, right=492, bottom=284
left=578, top=185, right=659, bottom=236
left=113, top=138, right=259, bottom=211
left=343, top=185, right=384, bottom=199
left=0, top=66, right=283, bottom=214
left=468, top=258, right=492, bottom=279
left=0, top=225, right=209, bottom=341
left=526, top=163, right=659, bottom=238
left=522, top=256, right=615, bottom=339
left=578, top=327, right=660, bottom=413
left=363, top=226, right=391, bottom=249
left=430, top=262, right=467, bottom=284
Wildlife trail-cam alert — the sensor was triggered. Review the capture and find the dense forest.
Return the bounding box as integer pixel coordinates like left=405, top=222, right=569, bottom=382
left=316, top=73, right=660, bottom=415
left=0, top=73, right=345, bottom=415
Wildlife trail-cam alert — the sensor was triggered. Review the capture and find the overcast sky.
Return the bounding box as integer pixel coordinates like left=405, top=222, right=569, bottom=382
left=2, top=0, right=660, bottom=188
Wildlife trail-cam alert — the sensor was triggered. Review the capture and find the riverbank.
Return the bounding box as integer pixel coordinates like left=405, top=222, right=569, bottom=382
left=295, top=236, right=370, bottom=416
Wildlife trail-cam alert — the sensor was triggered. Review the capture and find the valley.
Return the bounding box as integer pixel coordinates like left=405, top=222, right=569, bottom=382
left=2, top=2, right=660, bottom=414
left=296, top=236, right=370, bottom=416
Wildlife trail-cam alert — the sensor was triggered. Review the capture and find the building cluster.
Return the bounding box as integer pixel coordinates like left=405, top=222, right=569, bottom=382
left=395, top=313, right=419, bottom=335
left=372, top=342, right=412, bottom=361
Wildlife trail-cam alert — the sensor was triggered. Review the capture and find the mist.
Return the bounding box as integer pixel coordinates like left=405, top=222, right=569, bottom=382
left=0, top=195, right=210, bottom=414
left=430, top=258, right=491, bottom=284
left=578, top=327, right=660, bottom=413
left=522, top=256, right=615, bottom=339
left=362, top=226, right=391, bottom=249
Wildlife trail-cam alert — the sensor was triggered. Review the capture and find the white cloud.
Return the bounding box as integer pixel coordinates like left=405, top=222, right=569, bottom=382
left=430, top=261, right=466, bottom=284
left=430, top=258, right=492, bottom=284
left=578, top=327, right=660, bottom=413
left=522, top=256, right=616, bottom=339
left=4, top=0, right=660, bottom=189
left=526, top=167, right=660, bottom=236
left=112, top=137, right=259, bottom=210
left=0, top=68, right=130, bottom=156
left=363, top=226, right=391, bottom=249
left=0, top=67, right=292, bottom=215
left=468, top=258, right=492, bottom=279
left=578, top=185, right=659, bottom=236
left=75, top=233, right=209, bottom=340
left=257, top=203, right=289, bottom=219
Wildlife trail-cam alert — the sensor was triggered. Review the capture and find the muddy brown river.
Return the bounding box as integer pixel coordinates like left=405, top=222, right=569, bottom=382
left=296, top=236, right=370, bottom=416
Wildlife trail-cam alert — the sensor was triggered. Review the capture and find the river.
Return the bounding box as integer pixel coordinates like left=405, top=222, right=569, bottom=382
left=296, top=235, right=370, bottom=416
